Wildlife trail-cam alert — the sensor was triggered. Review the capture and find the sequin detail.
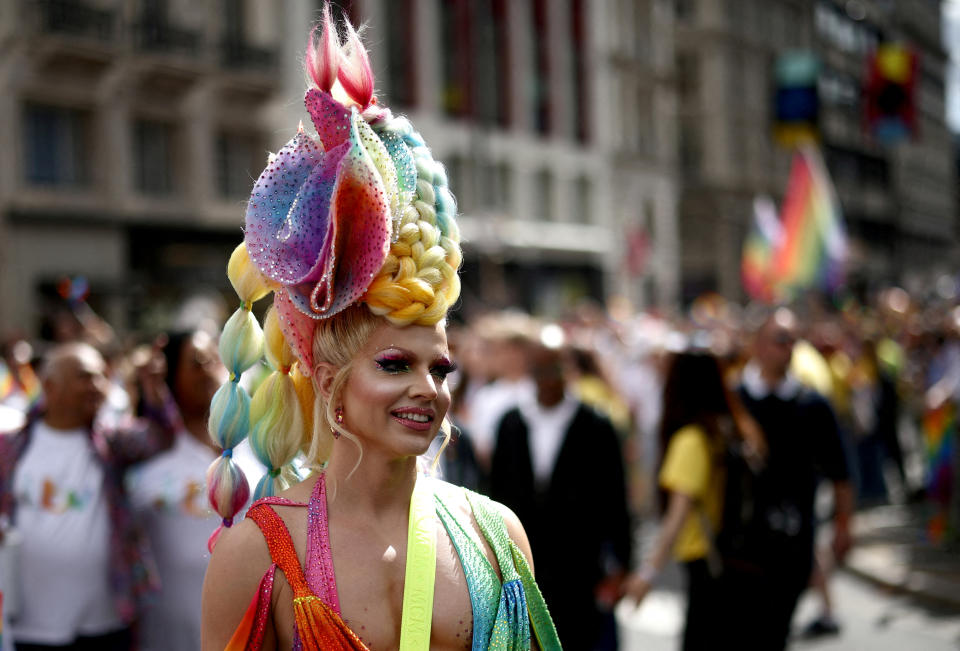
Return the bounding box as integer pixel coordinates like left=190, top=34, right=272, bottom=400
left=306, top=472, right=341, bottom=612
left=232, top=479, right=562, bottom=650
left=466, top=490, right=562, bottom=650
left=376, top=128, right=417, bottom=235
left=305, top=88, right=352, bottom=151
left=245, top=99, right=393, bottom=325
left=245, top=500, right=370, bottom=651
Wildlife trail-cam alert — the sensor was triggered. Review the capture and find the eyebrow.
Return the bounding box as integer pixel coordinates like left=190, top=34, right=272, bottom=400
left=375, top=347, right=452, bottom=363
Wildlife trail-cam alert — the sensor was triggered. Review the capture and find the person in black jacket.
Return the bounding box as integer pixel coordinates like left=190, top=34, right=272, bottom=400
left=489, top=339, right=632, bottom=650
left=728, top=308, right=853, bottom=650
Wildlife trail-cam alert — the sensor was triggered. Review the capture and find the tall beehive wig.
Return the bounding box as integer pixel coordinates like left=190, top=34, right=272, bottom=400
left=206, top=3, right=461, bottom=548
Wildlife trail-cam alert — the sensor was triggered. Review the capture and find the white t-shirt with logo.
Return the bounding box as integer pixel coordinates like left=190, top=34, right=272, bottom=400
left=126, top=433, right=219, bottom=651
left=11, top=422, right=124, bottom=644
left=125, top=434, right=265, bottom=651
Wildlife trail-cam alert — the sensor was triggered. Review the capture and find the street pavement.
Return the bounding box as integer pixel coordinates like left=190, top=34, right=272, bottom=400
left=617, top=504, right=960, bottom=650
left=618, top=570, right=960, bottom=650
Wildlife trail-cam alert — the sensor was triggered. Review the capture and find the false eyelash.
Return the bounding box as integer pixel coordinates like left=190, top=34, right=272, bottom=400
left=375, top=356, right=410, bottom=374
left=430, top=361, right=458, bottom=379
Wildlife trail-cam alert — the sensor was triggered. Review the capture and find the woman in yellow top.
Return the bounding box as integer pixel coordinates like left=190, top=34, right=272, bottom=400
left=622, top=350, right=762, bottom=650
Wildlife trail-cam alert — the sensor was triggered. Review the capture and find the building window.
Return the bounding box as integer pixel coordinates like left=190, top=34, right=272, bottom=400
left=814, top=1, right=879, bottom=55
left=384, top=0, right=417, bottom=107
left=134, top=119, right=174, bottom=195
left=571, top=0, right=589, bottom=142
left=446, top=154, right=472, bottom=213
left=675, top=0, right=696, bottom=23
left=574, top=175, right=593, bottom=224
left=531, top=0, right=551, bottom=134
left=676, top=53, right=699, bottom=105
left=24, top=103, right=90, bottom=187
left=440, top=0, right=473, bottom=118
left=534, top=169, right=553, bottom=221
left=473, top=0, right=510, bottom=126
left=217, top=132, right=262, bottom=199
left=679, top=117, right=700, bottom=177
left=495, top=162, right=512, bottom=211
left=819, top=65, right=860, bottom=111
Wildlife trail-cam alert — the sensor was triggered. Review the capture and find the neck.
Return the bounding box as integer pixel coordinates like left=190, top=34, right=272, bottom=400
left=324, top=441, right=419, bottom=518
left=759, top=367, right=786, bottom=388
left=183, top=413, right=217, bottom=451
left=42, top=412, right=89, bottom=431
left=537, top=392, right=565, bottom=408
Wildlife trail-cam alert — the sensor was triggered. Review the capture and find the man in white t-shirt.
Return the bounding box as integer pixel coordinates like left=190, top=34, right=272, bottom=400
left=0, top=343, right=177, bottom=650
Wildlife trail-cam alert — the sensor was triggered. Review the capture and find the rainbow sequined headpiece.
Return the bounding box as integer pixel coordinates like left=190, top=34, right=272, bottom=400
left=205, top=8, right=462, bottom=546
left=243, top=9, right=460, bottom=374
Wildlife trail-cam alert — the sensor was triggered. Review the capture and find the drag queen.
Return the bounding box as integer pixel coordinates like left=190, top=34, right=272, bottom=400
left=200, top=6, right=560, bottom=650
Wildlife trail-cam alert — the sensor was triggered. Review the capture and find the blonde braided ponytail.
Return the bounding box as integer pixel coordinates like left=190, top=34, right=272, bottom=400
left=362, top=117, right=462, bottom=326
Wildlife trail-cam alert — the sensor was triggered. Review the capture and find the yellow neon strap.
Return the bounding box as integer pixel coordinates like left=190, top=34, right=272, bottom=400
left=398, top=476, right=436, bottom=650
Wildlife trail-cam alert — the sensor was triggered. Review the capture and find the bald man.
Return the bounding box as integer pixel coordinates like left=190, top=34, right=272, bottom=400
left=0, top=343, right=178, bottom=651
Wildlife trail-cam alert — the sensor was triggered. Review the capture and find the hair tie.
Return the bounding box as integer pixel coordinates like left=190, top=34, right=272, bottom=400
left=269, top=467, right=282, bottom=478
left=242, top=300, right=253, bottom=311
left=221, top=448, right=233, bottom=458
left=229, top=372, right=240, bottom=383
left=281, top=364, right=292, bottom=375
left=222, top=516, right=234, bottom=527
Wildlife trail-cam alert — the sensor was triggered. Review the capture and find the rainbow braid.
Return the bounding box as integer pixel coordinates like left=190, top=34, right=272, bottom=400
left=206, top=244, right=271, bottom=550
left=248, top=307, right=306, bottom=500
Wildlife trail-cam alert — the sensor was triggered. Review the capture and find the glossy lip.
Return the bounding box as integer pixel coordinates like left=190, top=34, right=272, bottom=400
left=390, top=406, right=436, bottom=432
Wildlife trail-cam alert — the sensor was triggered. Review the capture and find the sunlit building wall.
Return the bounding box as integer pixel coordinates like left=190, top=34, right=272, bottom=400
left=0, top=0, right=286, bottom=335
left=0, top=0, right=680, bottom=337
left=674, top=0, right=956, bottom=303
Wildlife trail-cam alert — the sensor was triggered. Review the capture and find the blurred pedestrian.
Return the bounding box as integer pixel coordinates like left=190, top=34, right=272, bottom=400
left=726, top=308, right=853, bottom=649
left=461, top=312, right=536, bottom=470
left=125, top=331, right=226, bottom=651
left=622, top=349, right=764, bottom=650
left=0, top=342, right=178, bottom=650
left=848, top=338, right=900, bottom=506
left=490, top=338, right=632, bottom=650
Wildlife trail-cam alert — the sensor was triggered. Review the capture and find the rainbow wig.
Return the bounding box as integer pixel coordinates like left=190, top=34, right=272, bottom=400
left=206, top=5, right=461, bottom=550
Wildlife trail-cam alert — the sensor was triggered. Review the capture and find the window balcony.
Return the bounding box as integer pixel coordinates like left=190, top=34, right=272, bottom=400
left=29, top=0, right=117, bottom=43
left=221, top=40, right=278, bottom=72
left=134, top=19, right=201, bottom=57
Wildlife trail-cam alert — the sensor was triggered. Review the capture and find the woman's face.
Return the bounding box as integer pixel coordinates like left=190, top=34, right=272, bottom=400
left=339, top=321, right=454, bottom=458
left=175, top=331, right=226, bottom=417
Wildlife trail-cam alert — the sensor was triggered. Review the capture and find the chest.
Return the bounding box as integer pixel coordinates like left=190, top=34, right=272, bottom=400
left=336, top=524, right=476, bottom=650
left=271, top=513, right=479, bottom=651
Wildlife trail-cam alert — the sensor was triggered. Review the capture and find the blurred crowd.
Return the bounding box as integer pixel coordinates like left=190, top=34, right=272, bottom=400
left=0, top=283, right=959, bottom=649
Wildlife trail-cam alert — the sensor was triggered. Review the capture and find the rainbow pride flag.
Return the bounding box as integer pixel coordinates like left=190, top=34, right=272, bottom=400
left=741, top=146, right=847, bottom=302
left=741, top=196, right=783, bottom=302
left=922, top=401, right=957, bottom=543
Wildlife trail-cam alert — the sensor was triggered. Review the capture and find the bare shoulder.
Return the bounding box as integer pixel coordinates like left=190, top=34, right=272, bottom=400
left=207, top=515, right=272, bottom=572
left=276, top=473, right=318, bottom=503
left=201, top=517, right=273, bottom=651
left=431, top=479, right=536, bottom=573
left=430, top=477, right=473, bottom=514
left=486, top=499, right=535, bottom=571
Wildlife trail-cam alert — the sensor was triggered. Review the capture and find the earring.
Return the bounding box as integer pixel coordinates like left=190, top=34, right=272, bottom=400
left=332, top=406, right=343, bottom=438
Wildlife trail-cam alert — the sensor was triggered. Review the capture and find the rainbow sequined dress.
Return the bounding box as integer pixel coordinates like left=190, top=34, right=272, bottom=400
left=225, top=474, right=560, bottom=650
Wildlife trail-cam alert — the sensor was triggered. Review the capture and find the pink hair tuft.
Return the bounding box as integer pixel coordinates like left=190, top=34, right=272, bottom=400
left=306, top=4, right=339, bottom=92
left=336, top=20, right=375, bottom=108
